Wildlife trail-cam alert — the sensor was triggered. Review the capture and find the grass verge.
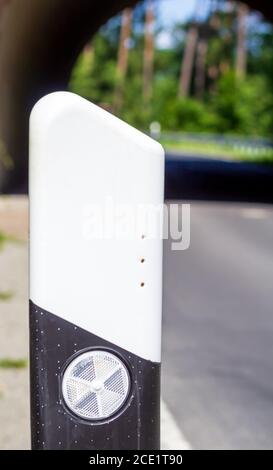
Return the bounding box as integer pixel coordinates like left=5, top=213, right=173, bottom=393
left=0, top=290, right=14, bottom=301
left=0, top=358, right=28, bottom=369
left=0, top=231, right=22, bottom=251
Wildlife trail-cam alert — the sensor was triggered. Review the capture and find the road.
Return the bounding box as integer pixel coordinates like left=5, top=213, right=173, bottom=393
left=162, top=202, right=273, bottom=449
left=1, top=197, right=273, bottom=449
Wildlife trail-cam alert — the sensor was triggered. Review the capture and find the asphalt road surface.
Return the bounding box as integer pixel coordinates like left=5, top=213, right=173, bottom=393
left=162, top=202, right=273, bottom=449
left=1, top=197, right=273, bottom=449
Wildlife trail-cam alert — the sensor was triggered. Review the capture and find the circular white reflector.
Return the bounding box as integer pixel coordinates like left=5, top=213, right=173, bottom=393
left=62, top=350, right=130, bottom=420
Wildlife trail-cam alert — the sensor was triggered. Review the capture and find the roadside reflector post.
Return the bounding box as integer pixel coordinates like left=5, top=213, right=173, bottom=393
left=29, top=92, right=165, bottom=450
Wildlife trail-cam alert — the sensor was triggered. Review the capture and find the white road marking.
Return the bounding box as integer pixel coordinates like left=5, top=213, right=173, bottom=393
left=161, top=400, right=192, bottom=450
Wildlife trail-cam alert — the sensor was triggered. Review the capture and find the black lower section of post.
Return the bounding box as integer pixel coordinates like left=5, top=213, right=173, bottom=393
left=29, top=301, right=160, bottom=450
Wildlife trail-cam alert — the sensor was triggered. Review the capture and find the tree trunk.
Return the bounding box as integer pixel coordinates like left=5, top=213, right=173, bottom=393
left=178, top=25, right=198, bottom=98
left=236, top=3, right=248, bottom=79
left=194, top=38, right=208, bottom=100
left=143, top=0, right=154, bottom=106
left=113, top=8, right=132, bottom=114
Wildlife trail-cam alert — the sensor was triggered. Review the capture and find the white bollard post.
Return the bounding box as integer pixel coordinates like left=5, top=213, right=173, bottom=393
left=29, top=92, right=165, bottom=450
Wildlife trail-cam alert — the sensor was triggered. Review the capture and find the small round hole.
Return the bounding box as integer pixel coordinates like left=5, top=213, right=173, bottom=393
left=140, top=282, right=145, bottom=287
left=141, top=235, right=145, bottom=240
left=141, top=258, right=145, bottom=263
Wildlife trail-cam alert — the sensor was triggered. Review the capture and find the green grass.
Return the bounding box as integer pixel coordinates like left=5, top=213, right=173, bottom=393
left=0, top=358, right=27, bottom=369
left=0, top=290, right=14, bottom=301
left=0, top=230, right=22, bottom=251
left=161, top=139, right=273, bottom=163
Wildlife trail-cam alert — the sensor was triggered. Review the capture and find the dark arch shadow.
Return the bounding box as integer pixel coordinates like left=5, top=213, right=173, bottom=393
left=0, top=0, right=139, bottom=191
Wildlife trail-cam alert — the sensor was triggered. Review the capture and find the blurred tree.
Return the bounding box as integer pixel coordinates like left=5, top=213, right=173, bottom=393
left=194, top=35, right=208, bottom=100
left=68, top=0, right=273, bottom=137
left=206, top=2, right=237, bottom=89
left=211, top=71, right=273, bottom=135
left=0, top=0, right=272, bottom=191
left=178, top=23, right=198, bottom=98
left=143, top=0, right=155, bottom=106
left=113, top=8, right=133, bottom=113
left=236, top=2, right=249, bottom=78
left=70, top=17, right=120, bottom=104
left=69, top=44, right=95, bottom=100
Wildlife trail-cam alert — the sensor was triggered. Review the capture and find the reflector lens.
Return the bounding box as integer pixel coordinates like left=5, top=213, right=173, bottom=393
left=62, top=350, right=130, bottom=420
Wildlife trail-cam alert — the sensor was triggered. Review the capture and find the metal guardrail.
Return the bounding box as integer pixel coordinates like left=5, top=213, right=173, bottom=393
left=160, top=132, right=273, bottom=150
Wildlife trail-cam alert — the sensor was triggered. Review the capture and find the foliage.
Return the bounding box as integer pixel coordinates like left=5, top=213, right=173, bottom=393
left=211, top=72, right=273, bottom=136
left=68, top=7, right=273, bottom=139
